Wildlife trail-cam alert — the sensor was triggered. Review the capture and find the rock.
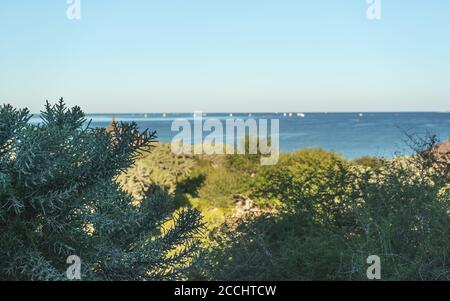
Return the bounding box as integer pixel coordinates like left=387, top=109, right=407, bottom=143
left=434, top=140, right=450, bottom=159
left=231, top=194, right=261, bottom=219
left=427, top=140, right=450, bottom=165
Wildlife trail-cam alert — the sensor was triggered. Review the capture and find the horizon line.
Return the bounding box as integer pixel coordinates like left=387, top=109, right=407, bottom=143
left=29, top=110, right=450, bottom=115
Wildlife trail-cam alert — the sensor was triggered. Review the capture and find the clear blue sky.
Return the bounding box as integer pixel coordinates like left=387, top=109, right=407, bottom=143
left=1, top=1, right=449, bottom=113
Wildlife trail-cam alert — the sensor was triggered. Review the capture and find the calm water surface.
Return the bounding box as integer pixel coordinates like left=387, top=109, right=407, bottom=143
left=30, top=112, right=450, bottom=159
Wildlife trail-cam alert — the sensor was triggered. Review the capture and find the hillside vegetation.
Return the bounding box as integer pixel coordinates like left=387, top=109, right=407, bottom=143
left=120, top=141, right=450, bottom=281
left=1, top=100, right=448, bottom=281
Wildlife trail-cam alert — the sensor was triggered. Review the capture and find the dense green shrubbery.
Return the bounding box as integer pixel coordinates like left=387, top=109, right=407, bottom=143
left=350, top=153, right=449, bottom=280
left=118, top=143, right=195, bottom=199
left=0, top=100, right=203, bottom=280
left=2, top=99, right=448, bottom=281
left=196, top=148, right=450, bottom=281
left=352, top=156, right=385, bottom=169
left=252, top=149, right=351, bottom=212
left=107, top=140, right=450, bottom=281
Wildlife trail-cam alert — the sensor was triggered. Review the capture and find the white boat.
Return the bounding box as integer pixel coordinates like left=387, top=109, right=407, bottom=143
left=359, top=113, right=364, bottom=117
left=229, top=113, right=233, bottom=117
left=289, top=113, right=293, bottom=117
left=162, top=113, right=166, bottom=117
left=297, top=113, right=305, bottom=118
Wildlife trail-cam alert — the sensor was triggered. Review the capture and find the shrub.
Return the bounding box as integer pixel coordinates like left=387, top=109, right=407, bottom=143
left=199, top=146, right=449, bottom=280
left=0, top=99, right=204, bottom=281
left=117, top=143, right=195, bottom=199
left=352, top=156, right=384, bottom=169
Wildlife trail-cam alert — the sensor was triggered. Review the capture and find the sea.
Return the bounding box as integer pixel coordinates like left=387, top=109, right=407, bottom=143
left=30, top=112, right=450, bottom=159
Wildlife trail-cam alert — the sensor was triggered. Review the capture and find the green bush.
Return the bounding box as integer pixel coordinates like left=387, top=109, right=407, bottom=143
left=198, top=147, right=450, bottom=281
left=253, top=149, right=352, bottom=215
left=117, top=143, right=195, bottom=199
left=183, top=156, right=252, bottom=230
left=0, top=100, right=204, bottom=281
left=348, top=155, right=449, bottom=280
left=352, top=156, right=385, bottom=169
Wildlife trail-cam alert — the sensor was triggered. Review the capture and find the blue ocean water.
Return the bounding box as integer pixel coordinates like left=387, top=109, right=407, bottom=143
left=30, top=112, right=450, bottom=159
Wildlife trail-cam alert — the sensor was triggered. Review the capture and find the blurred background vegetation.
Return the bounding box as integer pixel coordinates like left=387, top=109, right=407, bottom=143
left=118, top=138, right=449, bottom=281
